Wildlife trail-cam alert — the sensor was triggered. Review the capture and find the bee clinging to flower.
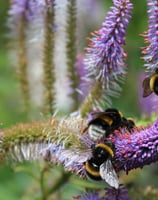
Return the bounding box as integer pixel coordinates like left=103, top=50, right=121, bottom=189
left=87, top=108, right=135, bottom=141
left=142, top=69, right=158, bottom=97
left=85, top=142, right=119, bottom=189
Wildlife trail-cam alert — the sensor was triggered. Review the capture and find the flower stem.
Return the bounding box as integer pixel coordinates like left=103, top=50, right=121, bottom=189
left=42, top=5, right=56, bottom=115
left=17, top=15, right=30, bottom=116
left=46, top=170, right=71, bottom=198
left=79, top=80, right=102, bottom=117
left=40, top=165, right=48, bottom=200
left=66, top=0, right=79, bottom=111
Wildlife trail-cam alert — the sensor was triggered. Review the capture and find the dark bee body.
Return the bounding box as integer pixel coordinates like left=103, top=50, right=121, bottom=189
left=104, top=108, right=123, bottom=130
left=88, top=108, right=135, bottom=140
left=151, top=74, right=158, bottom=95
left=88, top=114, right=113, bottom=140
left=85, top=142, right=119, bottom=188
left=143, top=69, right=158, bottom=97
left=121, top=117, right=135, bottom=130
left=86, top=143, right=111, bottom=181
left=86, top=109, right=135, bottom=187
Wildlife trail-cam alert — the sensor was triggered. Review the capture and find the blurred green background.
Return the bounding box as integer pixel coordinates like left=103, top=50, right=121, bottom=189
left=1, top=0, right=158, bottom=199
left=0, top=0, right=148, bottom=127
left=0, top=1, right=33, bottom=199
left=0, top=0, right=29, bottom=128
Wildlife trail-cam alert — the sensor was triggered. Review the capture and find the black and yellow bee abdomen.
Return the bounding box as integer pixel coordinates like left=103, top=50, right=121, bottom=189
left=85, top=143, right=114, bottom=181
left=88, top=115, right=112, bottom=140
left=150, top=74, right=158, bottom=95
left=105, top=108, right=122, bottom=130
left=89, top=115, right=113, bottom=128
left=85, top=160, right=102, bottom=181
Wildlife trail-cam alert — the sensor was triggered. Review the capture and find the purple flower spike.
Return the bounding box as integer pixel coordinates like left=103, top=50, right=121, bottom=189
left=142, top=0, right=158, bottom=74
left=73, top=191, right=103, bottom=200
left=75, top=54, right=89, bottom=100
left=73, top=185, right=131, bottom=200
left=85, top=0, right=133, bottom=84
left=105, top=184, right=131, bottom=200
left=9, top=0, right=54, bottom=21
left=113, top=118, right=158, bottom=172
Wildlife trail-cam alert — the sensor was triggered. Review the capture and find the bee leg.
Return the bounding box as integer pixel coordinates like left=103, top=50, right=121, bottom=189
left=104, top=141, right=115, bottom=150
left=90, top=144, right=96, bottom=151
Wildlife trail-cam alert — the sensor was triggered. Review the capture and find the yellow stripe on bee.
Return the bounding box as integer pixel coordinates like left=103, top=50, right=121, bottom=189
left=96, top=143, right=114, bottom=157
left=118, top=111, right=123, bottom=117
left=126, top=117, right=134, bottom=121
left=150, top=74, right=158, bottom=91
left=85, top=162, right=100, bottom=177
left=99, top=115, right=113, bottom=125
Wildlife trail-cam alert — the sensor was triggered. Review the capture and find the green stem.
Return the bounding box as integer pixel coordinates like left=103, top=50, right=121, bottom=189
left=40, top=165, right=50, bottom=200
left=14, top=166, right=39, bottom=182
left=79, top=80, right=102, bottom=117
left=43, top=5, right=55, bottom=115
left=70, top=178, right=105, bottom=189
left=66, top=0, right=79, bottom=111
left=46, top=171, right=71, bottom=198
left=17, top=15, right=30, bottom=116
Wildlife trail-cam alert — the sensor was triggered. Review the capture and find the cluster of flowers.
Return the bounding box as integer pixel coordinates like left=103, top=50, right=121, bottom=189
left=9, top=0, right=53, bottom=21
left=5, top=0, right=158, bottom=199
left=41, top=117, right=158, bottom=178
left=73, top=185, right=131, bottom=200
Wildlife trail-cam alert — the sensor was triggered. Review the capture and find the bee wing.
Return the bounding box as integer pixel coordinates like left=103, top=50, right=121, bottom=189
left=41, top=144, right=92, bottom=165
left=142, top=77, right=152, bottom=97
left=88, top=112, right=106, bottom=123
left=88, top=124, right=106, bottom=140
left=100, top=160, right=119, bottom=189
left=61, top=148, right=92, bottom=164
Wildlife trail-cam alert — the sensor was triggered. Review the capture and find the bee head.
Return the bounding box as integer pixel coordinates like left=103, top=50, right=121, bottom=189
left=91, top=146, right=109, bottom=165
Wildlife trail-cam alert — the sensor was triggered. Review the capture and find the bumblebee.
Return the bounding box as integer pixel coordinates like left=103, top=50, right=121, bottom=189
left=85, top=142, right=119, bottom=189
left=142, top=69, right=158, bottom=97
left=88, top=108, right=135, bottom=140
left=88, top=108, right=122, bottom=140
